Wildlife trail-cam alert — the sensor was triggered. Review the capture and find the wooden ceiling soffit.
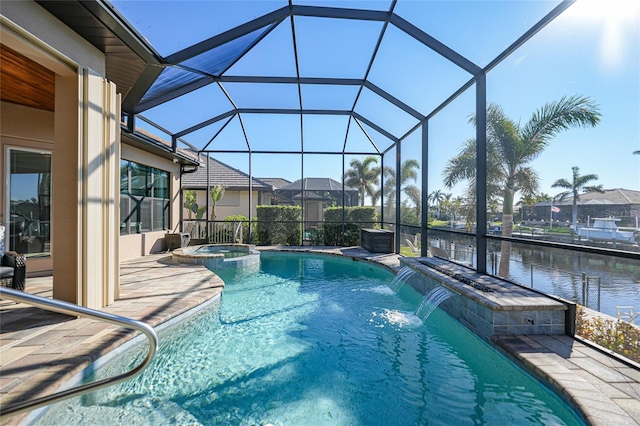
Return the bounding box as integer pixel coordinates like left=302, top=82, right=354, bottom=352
left=0, top=44, right=55, bottom=112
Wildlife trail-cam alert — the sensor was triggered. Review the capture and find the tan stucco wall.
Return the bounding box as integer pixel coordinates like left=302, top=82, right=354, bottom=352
left=120, top=144, right=182, bottom=262
left=2, top=2, right=119, bottom=308
left=183, top=189, right=261, bottom=221
left=2, top=1, right=184, bottom=305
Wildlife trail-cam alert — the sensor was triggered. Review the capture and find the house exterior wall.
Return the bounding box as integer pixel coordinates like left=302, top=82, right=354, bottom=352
left=120, top=144, right=182, bottom=261
left=182, top=189, right=262, bottom=221
left=531, top=203, right=640, bottom=227
left=2, top=1, right=120, bottom=308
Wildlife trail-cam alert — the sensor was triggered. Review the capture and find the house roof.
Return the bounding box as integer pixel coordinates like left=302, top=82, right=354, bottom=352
left=274, top=178, right=359, bottom=205
left=122, top=128, right=199, bottom=166
left=537, top=188, right=640, bottom=206
left=182, top=156, right=271, bottom=191
left=276, top=177, right=358, bottom=193
left=257, top=178, right=291, bottom=190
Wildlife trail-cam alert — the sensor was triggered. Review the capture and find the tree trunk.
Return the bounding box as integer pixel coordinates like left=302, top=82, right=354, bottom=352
left=498, top=215, right=513, bottom=278
left=498, top=188, right=514, bottom=278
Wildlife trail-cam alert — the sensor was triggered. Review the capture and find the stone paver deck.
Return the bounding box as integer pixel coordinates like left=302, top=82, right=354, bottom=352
left=494, top=334, right=640, bottom=426
left=0, top=247, right=638, bottom=425
left=1, top=254, right=223, bottom=425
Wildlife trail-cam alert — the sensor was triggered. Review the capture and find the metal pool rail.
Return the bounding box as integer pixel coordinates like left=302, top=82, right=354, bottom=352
left=0, top=287, right=158, bottom=421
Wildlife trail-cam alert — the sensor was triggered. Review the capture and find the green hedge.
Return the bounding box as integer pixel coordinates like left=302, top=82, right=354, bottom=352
left=256, top=206, right=302, bottom=245
left=323, top=206, right=377, bottom=246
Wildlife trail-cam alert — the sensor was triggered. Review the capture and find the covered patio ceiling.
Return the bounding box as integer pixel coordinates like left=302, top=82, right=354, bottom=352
left=39, top=0, right=573, bottom=157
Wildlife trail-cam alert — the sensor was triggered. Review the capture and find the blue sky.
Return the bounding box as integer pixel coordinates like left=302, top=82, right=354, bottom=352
left=112, top=0, right=640, bottom=203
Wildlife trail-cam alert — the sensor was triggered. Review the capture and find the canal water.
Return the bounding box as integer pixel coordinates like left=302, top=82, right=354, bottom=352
left=427, top=232, right=640, bottom=321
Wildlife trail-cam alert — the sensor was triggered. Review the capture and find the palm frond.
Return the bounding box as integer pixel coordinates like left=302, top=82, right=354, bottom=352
left=442, top=138, right=477, bottom=188
left=583, top=185, right=605, bottom=194
left=574, top=173, right=599, bottom=187
left=514, top=166, right=539, bottom=197
left=520, top=95, right=601, bottom=153
left=551, top=178, right=572, bottom=189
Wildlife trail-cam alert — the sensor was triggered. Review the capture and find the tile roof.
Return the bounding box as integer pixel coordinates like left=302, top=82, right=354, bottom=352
left=276, top=177, right=358, bottom=192
left=257, top=178, right=291, bottom=190
left=182, top=156, right=271, bottom=190
left=537, top=188, right=640, bottom=206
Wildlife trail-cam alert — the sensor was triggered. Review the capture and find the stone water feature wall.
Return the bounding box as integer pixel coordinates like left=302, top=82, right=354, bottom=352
left=400, top=257, right=569, bottom=342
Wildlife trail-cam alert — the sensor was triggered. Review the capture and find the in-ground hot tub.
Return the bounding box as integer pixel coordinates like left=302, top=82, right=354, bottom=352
left=172, top=244, right=260, bottom=273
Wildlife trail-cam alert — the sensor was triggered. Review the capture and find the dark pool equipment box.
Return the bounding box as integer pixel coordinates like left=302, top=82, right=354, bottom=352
left=361, top=228, right=394, bottom=253
left=166, top=232, right=191, bottom=250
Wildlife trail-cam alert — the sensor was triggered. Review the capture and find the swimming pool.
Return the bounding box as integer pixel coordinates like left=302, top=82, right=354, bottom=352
left=38, top=252, right=584, bottom=425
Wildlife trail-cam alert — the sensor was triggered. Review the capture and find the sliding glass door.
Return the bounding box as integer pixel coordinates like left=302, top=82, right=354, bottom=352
left=6, top=148, right=52, bottom=256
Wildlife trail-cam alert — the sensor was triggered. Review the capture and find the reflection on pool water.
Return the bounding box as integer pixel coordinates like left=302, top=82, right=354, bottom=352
left=39, top=252, right=584, bottom=425
left=192, top=246, right=248, bottom=259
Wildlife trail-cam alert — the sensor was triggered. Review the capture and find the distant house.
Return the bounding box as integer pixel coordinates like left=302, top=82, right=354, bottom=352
left=181, top=156, right=272, bottom=220
left=274, top=178, right=359, bottom=225
left=181, top=158, right=360, bottom=225
left=256, top=178, right=292, bottom=206
left=533, top=188, right=640, bottom=227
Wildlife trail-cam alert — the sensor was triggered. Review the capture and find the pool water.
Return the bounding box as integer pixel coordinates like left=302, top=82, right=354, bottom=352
left=192, top=246, right=248, bottom=258
left=39, top=252, right=583, bottom=425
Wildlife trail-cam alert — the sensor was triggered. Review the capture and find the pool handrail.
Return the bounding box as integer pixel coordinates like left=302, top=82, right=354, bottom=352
left=0, top=286, right=159, bottom=421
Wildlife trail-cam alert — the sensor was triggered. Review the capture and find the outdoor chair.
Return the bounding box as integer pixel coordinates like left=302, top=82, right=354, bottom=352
left=406, top=238, right=420, bottom=255
left=1, top=251, right=27, bottom=291
left=429, top=246, right=450, bottom=260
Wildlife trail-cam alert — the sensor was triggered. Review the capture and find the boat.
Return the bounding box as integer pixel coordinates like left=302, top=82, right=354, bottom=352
left=575, top=217, right=638, bottom=243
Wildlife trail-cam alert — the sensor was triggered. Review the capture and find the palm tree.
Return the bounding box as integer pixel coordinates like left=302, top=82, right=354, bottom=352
left=401, top=159, right=421, bottom=220
left=429, top=190, right=445, bottom=218
left=516, top=194, right=537, bottom=221
left=443, top=95, right=601, bottom=277
left=551, top=166, right=604, bottom=230
left=183, top=190, right=198, bottom=219
left=344, top=156, right=380, bottom=206
left=404, top=185, right=422, bottom=220
left=381, top=159, right=421, bottom=220
left=440, top=193, right=453, bottom=220
left=209, top=184, right=225, bottom=221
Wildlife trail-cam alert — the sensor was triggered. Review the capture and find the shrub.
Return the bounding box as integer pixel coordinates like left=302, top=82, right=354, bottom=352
left=575, top=306, right=640, bottom=363
left=256, top=206, right=302, bottom=245
left=323, top=206, right=377, bottom=246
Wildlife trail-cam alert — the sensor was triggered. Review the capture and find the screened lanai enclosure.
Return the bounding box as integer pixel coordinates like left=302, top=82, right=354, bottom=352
left=95, top=0, right=638, bottom=345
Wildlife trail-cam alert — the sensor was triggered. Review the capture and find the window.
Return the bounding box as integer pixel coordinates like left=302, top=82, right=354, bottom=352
left=120, top=160, right=170, bottom=234
left=6, top=149, right=52, bottom=257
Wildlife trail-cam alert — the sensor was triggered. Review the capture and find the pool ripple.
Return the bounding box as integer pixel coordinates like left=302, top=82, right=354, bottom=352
left=39, top=252, right=584, bottom=425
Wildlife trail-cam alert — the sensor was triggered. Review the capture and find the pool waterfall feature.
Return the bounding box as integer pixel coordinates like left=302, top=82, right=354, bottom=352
left=388, top=266, right=416, bottom=292
left=391, top=266, right=457, bottom=322
left=416, top=286, right=455, bottom=321
left=171, top=244, right=260, bottom=274
left=397, top=256, right=569, bottom=342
